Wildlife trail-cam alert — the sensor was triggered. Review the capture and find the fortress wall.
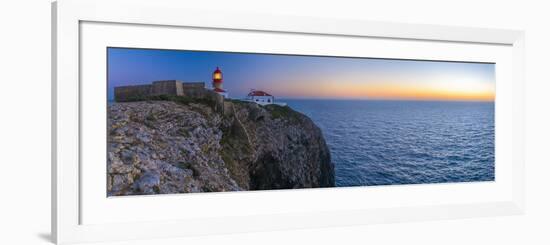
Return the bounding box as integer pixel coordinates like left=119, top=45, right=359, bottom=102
left=176, top=82, right=184, bottom=96
left=114, top=84, right=152, bottom=102
left=181, top=82, right=206, bottom=98
left=185, top=88, right=208, bottom=98
left=152, top=80, right=184, bottom=96
left=192, top=89, right=225, bottom=113
left=210, top=91, right=225, bottom=113
left=181, top=82, right=205, bottom=89
left=114, top=81, right=224, bottom=113
left=223, top=101, right=234, bottom=117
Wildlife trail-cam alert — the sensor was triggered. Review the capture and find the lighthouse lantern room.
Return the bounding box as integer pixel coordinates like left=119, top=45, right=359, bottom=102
left=212, top=67, right=228, bottom=98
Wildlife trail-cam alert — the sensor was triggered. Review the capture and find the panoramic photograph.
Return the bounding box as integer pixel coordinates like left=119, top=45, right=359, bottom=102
left=107, top=47, right=495, bottom=196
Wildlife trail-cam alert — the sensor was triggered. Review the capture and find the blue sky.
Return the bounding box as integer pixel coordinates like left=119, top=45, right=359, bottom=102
left=107, top=47, right=495, bottom=101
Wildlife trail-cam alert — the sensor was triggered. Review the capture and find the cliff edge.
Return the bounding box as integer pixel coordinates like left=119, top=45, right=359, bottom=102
left=107, top=98, right=334, bottom=196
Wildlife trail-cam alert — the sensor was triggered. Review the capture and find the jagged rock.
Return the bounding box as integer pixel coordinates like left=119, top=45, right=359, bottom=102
left=107, top=99, right=334, bottom=196
left=135, top=172, right=160, bottom=194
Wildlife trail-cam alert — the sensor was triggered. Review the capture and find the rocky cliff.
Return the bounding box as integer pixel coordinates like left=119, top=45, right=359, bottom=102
left=107, top=98, right=334, bottom=196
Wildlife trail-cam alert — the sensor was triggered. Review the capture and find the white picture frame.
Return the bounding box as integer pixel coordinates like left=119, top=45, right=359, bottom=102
left=52, top=0, right=525, bottom=244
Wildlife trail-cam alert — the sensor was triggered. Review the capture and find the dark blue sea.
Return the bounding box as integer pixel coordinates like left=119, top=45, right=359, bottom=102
left=281, top=100, right=495, bottom=186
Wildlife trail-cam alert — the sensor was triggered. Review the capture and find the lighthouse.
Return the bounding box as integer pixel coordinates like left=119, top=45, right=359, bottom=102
left=212, top=67, right=228, bottom=98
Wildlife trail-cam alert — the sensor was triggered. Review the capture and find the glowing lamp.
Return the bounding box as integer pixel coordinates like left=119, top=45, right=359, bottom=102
left=212, top=67, right=223, bottom=82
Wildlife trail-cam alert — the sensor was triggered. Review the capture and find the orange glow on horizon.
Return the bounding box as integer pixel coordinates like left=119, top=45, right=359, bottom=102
left=270, top=79, right=495, bottom=102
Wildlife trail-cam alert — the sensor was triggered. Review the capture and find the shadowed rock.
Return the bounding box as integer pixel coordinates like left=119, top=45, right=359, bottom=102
left=107, top=99, right=334, bottom=196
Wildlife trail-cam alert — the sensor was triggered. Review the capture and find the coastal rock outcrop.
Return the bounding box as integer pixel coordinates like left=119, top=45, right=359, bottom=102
left=107, top=99, right=334, bottom=196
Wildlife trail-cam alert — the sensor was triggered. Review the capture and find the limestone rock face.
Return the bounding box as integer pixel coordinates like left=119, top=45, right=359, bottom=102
left=107, top=100, right=334, bottom=196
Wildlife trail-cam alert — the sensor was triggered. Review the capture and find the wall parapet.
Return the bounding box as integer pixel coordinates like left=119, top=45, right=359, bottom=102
left=113, top=80, right=225, bottom=113
left=114, top=80, right=206, bottom=102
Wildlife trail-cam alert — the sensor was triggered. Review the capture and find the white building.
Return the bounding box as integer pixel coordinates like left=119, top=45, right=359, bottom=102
left=245, top=90, right=286, bottom=106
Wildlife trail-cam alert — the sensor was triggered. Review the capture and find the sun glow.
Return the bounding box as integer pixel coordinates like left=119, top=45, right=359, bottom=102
left=271, top=75, right=495, bottom=101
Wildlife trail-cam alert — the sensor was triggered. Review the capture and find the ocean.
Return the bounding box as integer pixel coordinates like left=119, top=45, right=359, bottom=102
left=281, top=99, right=495, bottom=186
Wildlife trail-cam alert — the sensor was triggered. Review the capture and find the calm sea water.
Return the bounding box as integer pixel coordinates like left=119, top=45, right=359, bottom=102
left=281, top=99, right=495, bottom=186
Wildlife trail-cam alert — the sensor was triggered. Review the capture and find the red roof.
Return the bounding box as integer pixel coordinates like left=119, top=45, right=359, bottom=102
left=248, top=90, right=272, bottom=96
left=214, top=88, right=226, bottom=92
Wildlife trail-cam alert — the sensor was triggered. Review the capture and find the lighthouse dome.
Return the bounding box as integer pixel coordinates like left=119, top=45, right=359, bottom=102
left=211, top=67, right=228, bottom=98
left=212, top=67, right=223, bottom=82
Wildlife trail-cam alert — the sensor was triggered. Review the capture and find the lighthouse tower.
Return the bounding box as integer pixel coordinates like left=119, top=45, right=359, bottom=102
left=212, top=67, right=228, bottom=98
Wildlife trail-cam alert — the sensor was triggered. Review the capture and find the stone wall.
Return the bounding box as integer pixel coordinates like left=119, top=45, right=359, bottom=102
left=115, top=80, right=188, bottom=101
left=223, top=101, right=234, bottom=117
left=210, top=91, right=225, bottom=113
left=181, top=82, right=206, bottom=98
left=114, top=84, right=152, bottom=102
left=181, top=82, right=205, bottom=89
left=195, top=89, right=225, bottom=113
left=113, top=80, right=223, bottom=112
left=151, top=80, right=184, bottom=96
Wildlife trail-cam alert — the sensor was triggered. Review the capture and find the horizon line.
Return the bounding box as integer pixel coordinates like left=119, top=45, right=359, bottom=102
left=232, top=97, right=494, bottom=103
left=108, top=96, right=495, bottom=103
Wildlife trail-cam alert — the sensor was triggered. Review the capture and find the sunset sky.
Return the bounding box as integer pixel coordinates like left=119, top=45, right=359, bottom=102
left=108, top=47, right=495, bottom=101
